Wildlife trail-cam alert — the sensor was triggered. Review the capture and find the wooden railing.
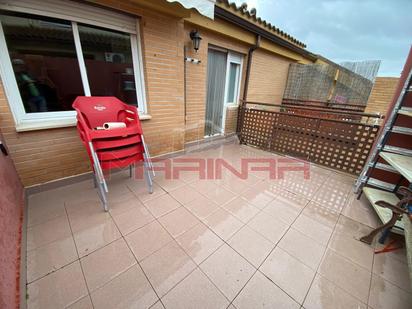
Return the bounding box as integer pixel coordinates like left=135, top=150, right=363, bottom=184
left=237, top=101, right=381, bottom=175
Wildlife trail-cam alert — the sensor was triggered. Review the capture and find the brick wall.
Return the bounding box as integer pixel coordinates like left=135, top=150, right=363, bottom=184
left=0, top=3, right=303, bottom=187
left=0, top=8, right=185, bottom=187
left=247, top=49, right=294, bottom=104
left=184, top=24, right=249, bottom=142
left=365, top=77, right=399, bottom=115
left=224, top=106, right=238, bottom=134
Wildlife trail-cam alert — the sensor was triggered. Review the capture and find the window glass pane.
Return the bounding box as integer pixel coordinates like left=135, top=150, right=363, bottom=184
left=1, top=13, right=83, bottom=113
left=78, top=24, right=138, bottom=106
left=227, top=62, right=239, bottom=103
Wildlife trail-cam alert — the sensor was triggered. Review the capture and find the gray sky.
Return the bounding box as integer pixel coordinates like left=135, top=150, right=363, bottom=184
left=232, top=0, right=411, bottom=77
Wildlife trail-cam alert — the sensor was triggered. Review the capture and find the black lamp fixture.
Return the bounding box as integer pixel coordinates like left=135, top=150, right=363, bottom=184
left=190, top=30, right=202, bottom=52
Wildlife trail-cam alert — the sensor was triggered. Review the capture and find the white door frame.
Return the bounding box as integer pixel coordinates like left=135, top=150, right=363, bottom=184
left=221, top=52, right=243, bottom=134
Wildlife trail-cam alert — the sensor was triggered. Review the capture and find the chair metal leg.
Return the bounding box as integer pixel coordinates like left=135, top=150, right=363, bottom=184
left=94, top=172, right=108, bottom=211
left=141, top=135, right=155, bottom=177
left=129, top=164, right=133, bottom=178
left=143, top=153, right=153, bottom=194
left=89, top=142, right=108, bottom=192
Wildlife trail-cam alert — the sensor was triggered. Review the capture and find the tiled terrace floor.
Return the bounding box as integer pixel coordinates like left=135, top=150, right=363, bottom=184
left=26, top=142, right=412, bottom=309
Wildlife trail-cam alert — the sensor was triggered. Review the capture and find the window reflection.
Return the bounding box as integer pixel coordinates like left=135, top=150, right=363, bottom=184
left=227, top=62, right=240, bottom=103
left=1, top=13, right=83, bottom=113
left=78, top=24, right=138, bottom=106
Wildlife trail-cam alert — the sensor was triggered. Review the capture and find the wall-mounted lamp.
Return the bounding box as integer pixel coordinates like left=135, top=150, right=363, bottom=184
left=190, top=30, right=202, bottom=52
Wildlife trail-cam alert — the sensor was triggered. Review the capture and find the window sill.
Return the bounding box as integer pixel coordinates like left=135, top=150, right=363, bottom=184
left=15, top=113, right=152, bottom=132
left=226, top=104, right=239, bottom=110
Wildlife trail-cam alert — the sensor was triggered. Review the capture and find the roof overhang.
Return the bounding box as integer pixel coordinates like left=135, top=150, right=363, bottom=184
left=167, top=0, right=216, bottom=19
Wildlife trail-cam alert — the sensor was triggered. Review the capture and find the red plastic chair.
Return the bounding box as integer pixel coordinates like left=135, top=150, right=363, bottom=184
left=73, top=96, right=154, bottom=211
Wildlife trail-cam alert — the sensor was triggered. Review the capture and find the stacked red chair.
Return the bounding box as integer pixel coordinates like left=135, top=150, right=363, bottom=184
left=73, top=96, right=154, bottom=211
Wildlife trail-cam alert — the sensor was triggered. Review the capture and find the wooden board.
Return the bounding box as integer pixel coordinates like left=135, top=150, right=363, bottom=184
left=380, top=151, right=412, bottom=182
left=363, top=187, right=404, bottom=234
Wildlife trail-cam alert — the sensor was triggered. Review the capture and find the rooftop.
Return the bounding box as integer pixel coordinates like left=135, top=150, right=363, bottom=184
left=217, top=0, right=307, bottom=48
left=26, top=142, right=412, bottom=308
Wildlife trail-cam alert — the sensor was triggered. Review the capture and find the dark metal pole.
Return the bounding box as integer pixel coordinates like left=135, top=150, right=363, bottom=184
left=243, top=35, right=261, bottom=101
left=236, top=35, right=261, bottom=140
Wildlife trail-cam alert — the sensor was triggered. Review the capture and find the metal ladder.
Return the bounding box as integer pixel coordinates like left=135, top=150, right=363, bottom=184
left=354, top=69, right=412, bottom=195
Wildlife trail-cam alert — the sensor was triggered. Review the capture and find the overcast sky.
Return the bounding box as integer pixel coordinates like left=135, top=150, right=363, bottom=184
left=232, top=0, right=411, bottom=77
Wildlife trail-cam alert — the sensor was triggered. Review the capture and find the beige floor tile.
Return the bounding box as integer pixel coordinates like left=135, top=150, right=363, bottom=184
left=233, top=271, right=300, bottom=309
left=333, top=215, right=374, bottom=240
left=222, top=178, right=253, bottom=195
left=372, top=252, right=412, bottom=293
left=27, top=261, right=88, bottom=309
left=169, top=185, right=204, bottom=205
left=374, top=239, right=409, bottom=266
left=183, top=195, right=220, bottom=220
left=177, top=169, right=201, bottom=184
left=155, top=177, right=186, bottom=192
left=27, top=236, right=78, bottom=283
left=318, top=249, right=371, bottom=303
left=28, top=199, right=66, bottom=228
left=162, top=268, right=229, bottom=309
left=204, top=185, right=237, bottom=205
left=140, top=241, right=196, bottom=297
left=62, top=190, right=101, bottom=212
left=292, top=214, right=333, bottom=246
left=158, top=207, right=200, bottom=238
left=176, top=223, right=223, bottom=265
left=302, top=202, right=339, bottom=229
left=129, top=182, right=166, bottom=203
left=311, top=182, right=350, bottom=213
left=144, top=194, right=181, bottom=218
left=200, top=244, right=255, bottom=300
left=368, top=274, right=412, bottom=309
left=278, top=228, right=326, bottom=270
left=342, top=194, right=380, bottom=229
left=203, top=208, right=244, bottom=241
left=221, top=197, right=260, bottom=223
left=229, top=225, right=274, bottom=267
left=240, top=184, right=276, bottom=209
left=111, top=204, right=155, bottom=236
left=72, top=217, right=121, bottom=257
left=27, top=215, right=72, bottom=251
left=107, top=188, right=140, bottom=206
left=303, top=274, right=367, bottom=309
left=247, top=212, right=289, bottom=244
left=262, top=193, right=307, bottom=225
left=81, top=238, right=136, bottom=292
left=277, top=178, right=319, bottom=199
left=190, top=179, right=220, bottom=196
left=149, top=301, right=165, bottom=309
left=125, top=221, right=173, bottom=261
left=328, top=232, right=374, bottom=270
left=66, top=295, right=93, bottom=309
left=275, top=189, right=310, bottom=207
left=91, top=265, right=158, bottom=309
left=67, top=201, right=110, bottom=233
left=28, top=188, right=66, bottom=210
left=260, top=246, right=315, bottom=304
left=108, top=195, right=145, bottom=217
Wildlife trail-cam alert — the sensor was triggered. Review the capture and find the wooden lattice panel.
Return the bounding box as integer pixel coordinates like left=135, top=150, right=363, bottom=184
left=270, top=114, right=317, bottom=159
left=239, top=106, right=380, bottom=175
left=240, top=108, right=276, bottom=149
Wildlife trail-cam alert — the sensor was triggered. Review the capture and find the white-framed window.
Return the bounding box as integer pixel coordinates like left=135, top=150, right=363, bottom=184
left=0, top=2, right=147, bottom=131
left=224, top=52, right=242, bottom=106
left=221, top=51, right=242, bottom=133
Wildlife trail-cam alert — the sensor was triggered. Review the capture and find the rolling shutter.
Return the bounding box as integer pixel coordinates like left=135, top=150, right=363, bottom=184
left=0, top=0, right=137, bottom=33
